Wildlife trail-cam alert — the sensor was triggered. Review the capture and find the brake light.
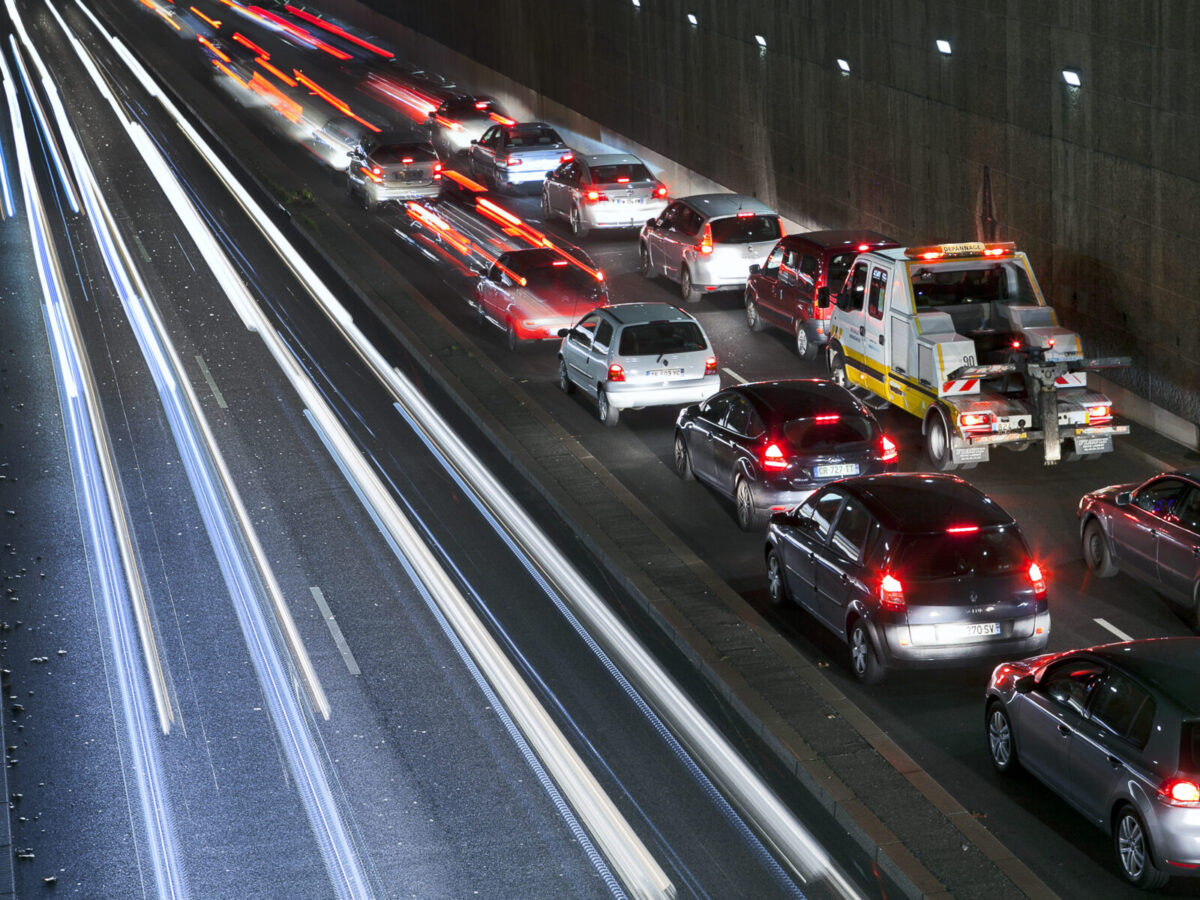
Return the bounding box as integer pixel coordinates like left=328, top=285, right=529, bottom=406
left=433, top=162, right=442, bottom=180
left=617, top=176, right=630, bottom=184
left=856, top=243, right=870, bottom=251
left=1159, top=778, right=1200, bottom=807
left=761, top=442, right=788, bottom=470
left=736, top=210, right=755, bottom=218
left=959, top=412, right=992, bottom=433
left=654, top=184, right=667, bottom=198
left=703, top=356, right=717, bottom=376
left=878, top=434, right=898, bottom=463
left=1028, top=562, right=1046, bottom=599
left=371, top=166, right=382, bottom=176
left=880, top=574, right=905, bottom=612
left=946, top=525, right=979, bottom=534
left=607, top=363, right=625, bottom=382
left=506, top=156, right=523, bottom=166
left=474, top=100, right=489, bottom=109
left=699, top=224, right=713, bottom=255
left=586, top=189, right=608, bottom=202
left=813, top=414, right=840, bottom=423
left=551, top=260, right=569, bottom=266
left=1087, top=404, right=1112, bottom=425
left=560, top=152, right=573, bottom=163
left=401, top=156, right=414, bottom=164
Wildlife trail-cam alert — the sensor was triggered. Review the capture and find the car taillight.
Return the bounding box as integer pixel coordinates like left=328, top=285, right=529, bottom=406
left=878, top=434, right=898, bottom=463
left=1159, top=778, right=1200, bottom=807
left=1087, top=404, right=1112, bottom=425
left=560, top=152, right=573, bottom=163
left=607, top=363, right=625, bottom=382
left=880, top=574, right=905, bottom=612
left=1028, top=562, right=1046, bottom=599
left=761, top=442, right=788, bottom=470
left=433, top=162, right=442, bottom=180
left=585, top=189, right=608, bottom=202
left=654, top=184, right=668, bottom=198
left=699, top=223, right=713, bottom=255
left=371, top=166, right=382, bottom=176
left=703, top=356, right=717, bottom=376
left=401, top=156, right=414, bottom=164
left=958, top=412, right=993, bottom=433
left=506, top=156, right=523, bottom=166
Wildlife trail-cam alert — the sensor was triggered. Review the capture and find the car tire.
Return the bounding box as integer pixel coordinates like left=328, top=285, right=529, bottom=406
left=505, top=321, right=522, bottom=351
left=795, top=322, right=815, bottom=359
left=848, top=618, right=886, bottom=684
left=744, top=291, right=767, bottom=332
left=827, top=344, right=848, bottom=387
left=735, top=479, right=762, bottom=531
left=1082, top=519, right=1119, bottom=578
left=639, top=245, right=656, bottom=280
left=558, top=357, right=575, bottom=394
left=766, top=548, right=791, bottom=608
left=681, top=266, right=702, bottom=304
left=597, top=387, right=619, bottom=427
left=1113, top=805, right=1169, bottom=890
left=673, top=433, right=694, bottom=481
left=925, top=409, right=959, bottom=472
left=1184, top=585, right=1200, bottom=634
left=986, top=701, right=1018, bottom=774
left=569, top=206, right=589, bottom=239
left=361, top=187, right=376, bottom=212
left=540, top=190, right=553, bottom=220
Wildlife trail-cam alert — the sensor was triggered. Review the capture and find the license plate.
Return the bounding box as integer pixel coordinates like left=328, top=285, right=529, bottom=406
left=1073, top=435, right=1112, bottom=454
left=815, top=463, right=859, bottom=478
left=647, top=368, right=683, bottom=377
left=939, top=622, right=1000, bottom=641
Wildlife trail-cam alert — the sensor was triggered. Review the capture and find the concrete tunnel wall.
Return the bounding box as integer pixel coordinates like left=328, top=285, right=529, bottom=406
left=351, top=0, right=1200, bottom=437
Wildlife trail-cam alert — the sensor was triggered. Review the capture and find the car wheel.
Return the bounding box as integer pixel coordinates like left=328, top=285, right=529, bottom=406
left=1184, top=584, right=1200, bottom=633
left=540, top=190, right=552, bottom=219
left=1082, top=519, right=1119, bottom=577
left=735, top=479, right=761, bottom=531
left=597, top=387, right=619, bottom=426
left=673, top=433, right=694, bottom=481
left=848, top=618, right=886, bottom=684
left=569, top=206, right=589, bottom=239
left=766, top=549, right=791, bottom=608
left=558, top=357, right=575, bottom=394
left=986, top=701, right=1018, bottom=774
left=744, top=291, right=767, bottom=332
left=681, top=267, right=702, bottom=304
left=361, top=187, right=376, bottom=212
left=827, top=344, right=848, bottom=387
left=925, top=410, right=959, bottom=472
left=1114, top=805, right=1169, bottom=889
left=639, top=245, right=656, bottom=280
left=505, top=321, right=521, bottom=351
left=795, top=322, right=815, bottom=359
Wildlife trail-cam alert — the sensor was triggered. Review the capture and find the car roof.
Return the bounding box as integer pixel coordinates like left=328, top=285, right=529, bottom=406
left=1090, top=638, right=1200, bottom=713
left=838, top=473, right=1014, bottom=532
left=604, top=302, right=696, bottom=326
left=781, top=230, right=898, bottom=251
left=678, top=194, right=777, bottom=219
left=735, top=380, right=870, bottom=419
left=580, top=154, right=644, bottom=167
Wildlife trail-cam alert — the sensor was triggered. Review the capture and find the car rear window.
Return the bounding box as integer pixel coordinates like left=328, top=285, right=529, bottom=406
left=891, top=526, right=1029, bottom=579
left=710, top=215, right=782, bottom=245
left=1183, top=722, right=1200, bottom=775
left=783, top=416, right=875, bottom=451
left=910, top=260, right=1040, bottom=311
left=524, top=264, right=606, bottom=297
left=590, top=164, right=652, bottom=184
left=372, top=146, right=435, bottom=164
left=506, top=126, right=561, bottom=147
left=618, top=321, right=707, bottom=356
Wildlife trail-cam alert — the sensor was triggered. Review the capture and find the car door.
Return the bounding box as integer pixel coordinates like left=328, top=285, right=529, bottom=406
left=773, top=246, right=817, bottom=331
left=645, top=203, right=678, bottom=270
left=1157, top=485, right=1200, bottom=604
left=1011, top=658, right=1105, bottom=798
left=813, top=497, right=875, bottom=629
left=778, top=490, right=845, bottom=624
left=544, top=160, right=570, bottom=216
left=686, top=393, right=733, bottom=485
left=649, top=202, right=688, bottom=277
left=861, top=265, right=891, bottom=377
left=562, top=313, right=600, bottom=392
left=751, top=244, right=786, bottom=324
left=1113, top=477, right=1191, bottom=581
left=581, top=316, right=615, bottom=395
left=710, top=394, right=761, bottom=498
left=473, top=125, right=499, bottom=171
left=1065, top=670, right=1156, bottom=826
left=477, top=261, right=511, bottom=323
left=836, top=261, right=869, bottom=379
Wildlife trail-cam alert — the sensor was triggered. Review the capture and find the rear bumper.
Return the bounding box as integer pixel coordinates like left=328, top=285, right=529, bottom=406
left=583, top=199, right=668, bottom=229
left=876, top=613, right=1051, bottom=667
left=499, top=163, right=560, bottom=185
left=372, top=181, right=442, bottom=202
left=604, top=376, right=720, bottom=410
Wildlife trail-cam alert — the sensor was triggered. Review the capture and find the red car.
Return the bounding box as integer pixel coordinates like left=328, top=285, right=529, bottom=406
left=744, top=230, right=897, bottom=358
left=475, top=248, right=609, bottom=350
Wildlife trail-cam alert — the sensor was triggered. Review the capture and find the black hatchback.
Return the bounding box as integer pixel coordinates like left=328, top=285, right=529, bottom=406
left=673, top=379, right=897, bottom=530
left=765, top=473, right=1050, bottom=683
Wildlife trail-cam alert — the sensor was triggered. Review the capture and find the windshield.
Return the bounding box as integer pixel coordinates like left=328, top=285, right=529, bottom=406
left=891, top=526, right=1029, bottom=579
left=783, top=417, right=875, bottom=451
left=909, top=260, right=1039, bottom=310
left=591, top=164, right=652, bottom=184
left=618, top=321, right=707, bottom=356
left=709, top=215, right=782, bottom=245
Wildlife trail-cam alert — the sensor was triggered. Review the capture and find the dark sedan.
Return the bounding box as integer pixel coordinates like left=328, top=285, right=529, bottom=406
left=674, top=379, right=897, bottom=530
left=765, top=473, right=1050, bottom=683
left=1078, top=468, right=1200, bottom=630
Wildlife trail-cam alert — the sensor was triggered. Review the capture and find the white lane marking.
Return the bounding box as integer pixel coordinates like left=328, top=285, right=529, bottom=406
left=195, top=354, right=228, bottom=409
left=310, top=587, right=360, bottom=676
left=1094, top=618, right=1134, bottom=642
left=722, top=366, right=748, bottom=383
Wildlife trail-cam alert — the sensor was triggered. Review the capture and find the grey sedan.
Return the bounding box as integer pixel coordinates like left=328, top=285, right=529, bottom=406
left=541, top=153, right=668, bottom=238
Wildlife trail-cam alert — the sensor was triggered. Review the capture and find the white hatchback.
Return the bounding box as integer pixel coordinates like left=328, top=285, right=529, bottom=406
left=558, top=303, right=720, bottom=426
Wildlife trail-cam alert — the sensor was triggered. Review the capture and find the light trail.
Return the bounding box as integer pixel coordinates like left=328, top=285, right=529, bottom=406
left=5, top=35, right=78, bottom=213
left=0, top=54, right=17, bottom=217
left=0, top=42, right=186, bottom=900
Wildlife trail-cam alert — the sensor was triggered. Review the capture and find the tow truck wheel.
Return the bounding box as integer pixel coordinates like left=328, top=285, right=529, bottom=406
left=744, top=291, right=767, bottom=332
left=925, top=411, right=960, bottom=472
left=827, top=345, right=848, bottom=387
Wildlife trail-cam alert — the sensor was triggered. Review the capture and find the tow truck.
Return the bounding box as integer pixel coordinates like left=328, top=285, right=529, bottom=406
left=825, top=241, right=1130, bottom=469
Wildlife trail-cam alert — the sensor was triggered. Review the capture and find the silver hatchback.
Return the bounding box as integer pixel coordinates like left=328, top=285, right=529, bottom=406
left=558, top=303, right=719, bottom=426
left=639, top=194, right=782, bottom=303
left=541, top=153, right=669, bottom=237
left=986, top=638, right=1200, bottom=889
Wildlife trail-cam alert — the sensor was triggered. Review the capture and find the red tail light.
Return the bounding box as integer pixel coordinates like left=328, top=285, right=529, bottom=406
left=506, top=156, right=524, bottom=166
left=1087, top=404, right=1112, bottom=425
left=761, top=442, right=788, bottom=470
left=474, top=100, right=489, bottom=109
left=703, top=356, right=717, bottom=376
left=959, top=412, right=993, bottom=433
left=813, top=414, right=840, bottom=423
left=560, top=152, right=573, bottom=163
left=1028, top=562, right=1046, bottom=599
left=946, top=525, right=980, bottom=534
left=616, top=176, right=630, bottom=184
left=880, top=574, right=905, bottom=612
left=654, top=184, right=668, bottom=197
left=736, top=210, right=755, bottom=218
left=607, top=363, right=625, bottom=382
left=699, top=223, right=713, bottom=255
left=401, top=156, right=414, bottom=164
left=371, top=166, right=382, bottom=176
left=878, top=434, right=898, bottom=463
left=1160, top=778, right=1200, bottom=807
left=586, top=189, right=607, bottom=202
left=433, top=162, right=442, bottom=180
left=856, top=243, right=870, bottom=251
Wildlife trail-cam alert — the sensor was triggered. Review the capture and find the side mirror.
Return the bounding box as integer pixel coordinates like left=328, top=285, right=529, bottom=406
left=470, top=139, right=478, bottom=146
left=1115, top=491, right=1132, bottom=506
left=748, top=264, right=761, bottom=276
left=815, top=286, right=830, bottom=309
left=683, top=404, right=700, bottom=418
left=646, top=217, right=658, bottom=227
left=557, top=328, right=571, bottom=338
left=1014, top=675, right=1036, bottom=694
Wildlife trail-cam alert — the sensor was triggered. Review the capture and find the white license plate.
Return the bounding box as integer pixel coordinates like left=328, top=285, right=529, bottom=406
left=939, top=622, right=1000, bottom=641
left=647, top=368, right=683, bottom=377
left=815, top=463, right=859, bottom=478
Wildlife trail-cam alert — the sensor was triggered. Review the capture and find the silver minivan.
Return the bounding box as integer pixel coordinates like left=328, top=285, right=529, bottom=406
left=639, top=194, right=782, bottom=303
left=558, top=303, right=720, bottom=426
